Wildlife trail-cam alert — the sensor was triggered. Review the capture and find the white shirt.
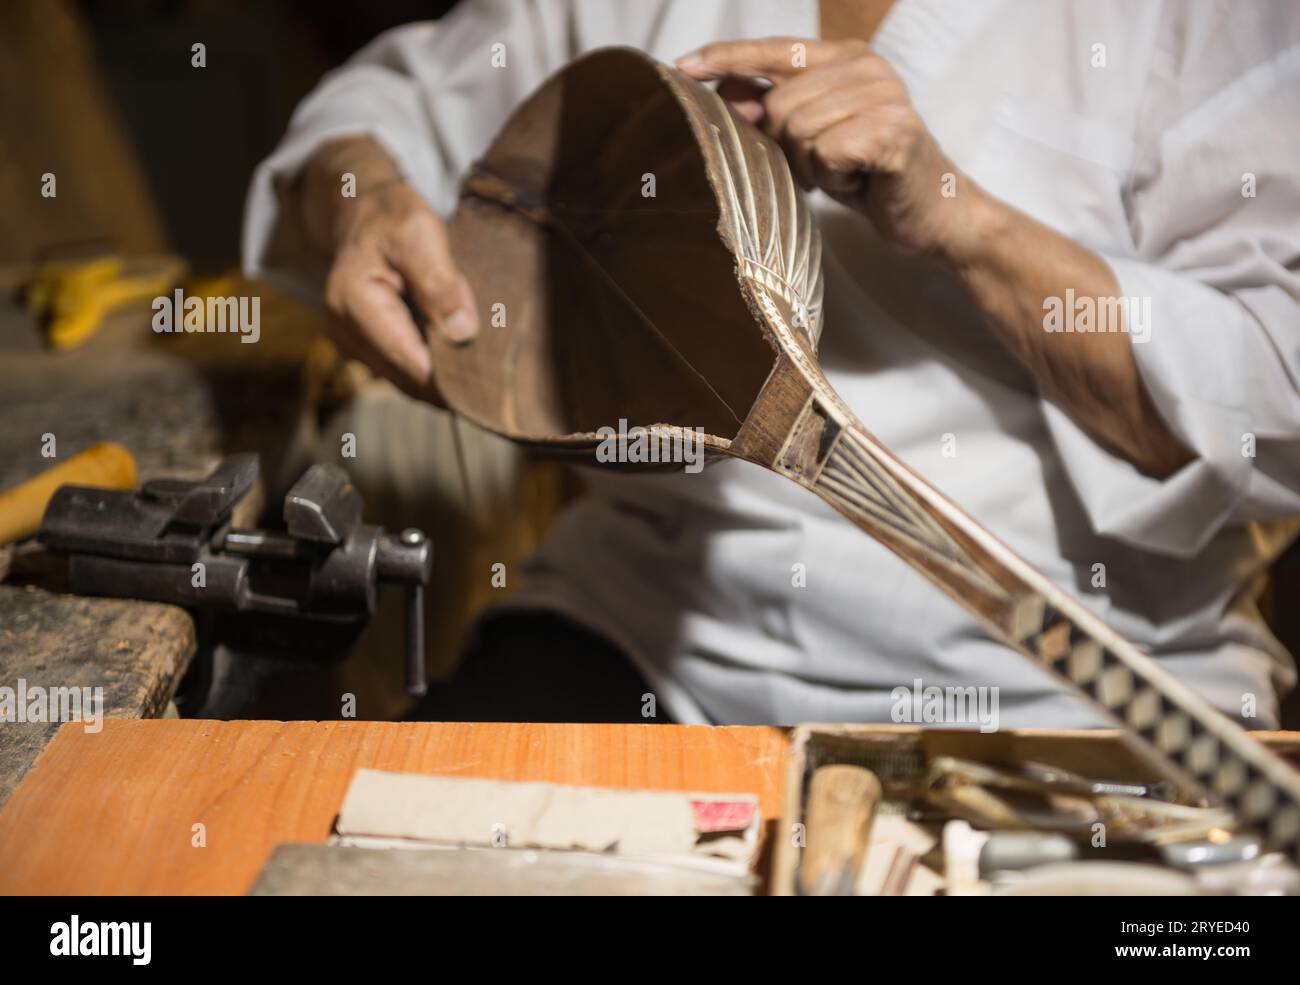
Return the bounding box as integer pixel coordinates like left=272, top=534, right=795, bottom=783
left=244, top=0, right=1300, bottom=728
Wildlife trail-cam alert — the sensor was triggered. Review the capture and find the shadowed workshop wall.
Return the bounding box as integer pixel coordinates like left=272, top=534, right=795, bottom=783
left=1, top=0, right=458, bottom=267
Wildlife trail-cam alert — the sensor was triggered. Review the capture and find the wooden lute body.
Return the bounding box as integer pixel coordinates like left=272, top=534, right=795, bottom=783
left=436, top=48, right=1300, bottom=860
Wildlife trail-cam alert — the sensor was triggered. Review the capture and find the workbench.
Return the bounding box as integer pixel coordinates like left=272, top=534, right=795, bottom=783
left=0, top=589, right=192, bottom=805
left=0, top=281, right=315, bottom=805
left=12, top=719, right=1296, bottom=896
left=0, top=719, right=788, bottom=894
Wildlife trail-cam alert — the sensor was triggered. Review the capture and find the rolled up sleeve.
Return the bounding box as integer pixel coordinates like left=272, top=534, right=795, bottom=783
left=1046, top=34, right=1300, bottom=559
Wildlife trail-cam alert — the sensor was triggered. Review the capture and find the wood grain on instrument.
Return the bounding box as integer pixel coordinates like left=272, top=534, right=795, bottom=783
left=0, top=719, right=788, bottom=895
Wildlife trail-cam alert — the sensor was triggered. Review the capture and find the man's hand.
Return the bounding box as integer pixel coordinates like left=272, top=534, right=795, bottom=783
left=679, top=38, right=1191, bottom=477
left=297, top=136, right=478, bottom=399
left=677, top=38, right=964, bottom=256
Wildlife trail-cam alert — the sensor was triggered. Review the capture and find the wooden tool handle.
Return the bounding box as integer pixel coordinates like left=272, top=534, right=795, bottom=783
left=801, top=764, right=881, bottom=895
left=0, top=442, right=137, bottom=546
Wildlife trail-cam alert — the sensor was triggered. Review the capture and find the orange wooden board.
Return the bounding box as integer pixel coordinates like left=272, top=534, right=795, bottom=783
left=0, top=718, right=789, bottom=895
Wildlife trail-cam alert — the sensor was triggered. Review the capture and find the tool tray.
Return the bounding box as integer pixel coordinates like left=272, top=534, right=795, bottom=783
left=771, top=724, right=1300, bottom=895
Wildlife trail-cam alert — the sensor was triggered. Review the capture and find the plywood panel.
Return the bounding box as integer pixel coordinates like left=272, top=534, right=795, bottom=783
left=0, top=719, right=789, bottom=895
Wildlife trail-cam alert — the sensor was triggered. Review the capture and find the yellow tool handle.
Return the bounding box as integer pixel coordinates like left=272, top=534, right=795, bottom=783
left=0, top=442, right=138, bottom=546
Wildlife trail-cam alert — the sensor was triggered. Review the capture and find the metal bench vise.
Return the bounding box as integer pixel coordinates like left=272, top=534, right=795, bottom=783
left=38, top=454, right=432, bottom=696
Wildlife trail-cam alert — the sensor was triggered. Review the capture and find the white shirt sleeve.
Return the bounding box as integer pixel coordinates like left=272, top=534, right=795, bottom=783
left=1045, top=8, right=1300, bottom=559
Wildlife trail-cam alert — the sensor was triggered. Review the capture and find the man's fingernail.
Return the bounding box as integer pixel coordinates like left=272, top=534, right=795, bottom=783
left=675, top=50, right=705, bottom=70
left=440, top=306, right=476, bottom=343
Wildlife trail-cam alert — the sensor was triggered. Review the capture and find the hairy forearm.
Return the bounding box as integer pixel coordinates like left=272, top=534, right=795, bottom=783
left=939, top=186, right=1192, bottom=477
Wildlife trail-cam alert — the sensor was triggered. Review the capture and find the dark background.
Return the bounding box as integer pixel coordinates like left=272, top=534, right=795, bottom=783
left=77, top=0, right=459, bottom=266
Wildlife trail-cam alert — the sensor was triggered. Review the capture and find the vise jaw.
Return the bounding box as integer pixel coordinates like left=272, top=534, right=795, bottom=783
left=39, top=454, right=432, bottom=696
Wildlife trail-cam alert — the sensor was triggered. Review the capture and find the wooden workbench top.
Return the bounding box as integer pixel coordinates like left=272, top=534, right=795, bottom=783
left=0, top=587, right=194, bottom=807
left=0, top=719, right=789, bottom=895
left=0, top=279, right=316, bottom=807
